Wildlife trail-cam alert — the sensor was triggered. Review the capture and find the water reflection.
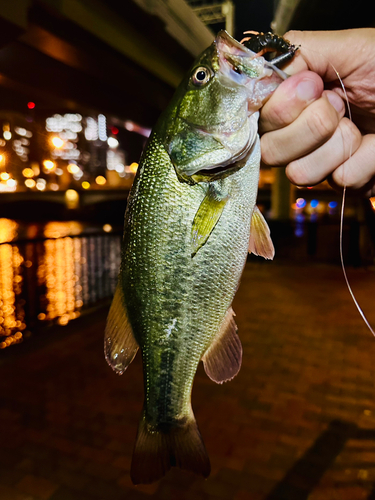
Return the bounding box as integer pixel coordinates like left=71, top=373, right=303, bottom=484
left=0, top=218, right=121, bottom=349
left=0, top=219, right=25, bottom=348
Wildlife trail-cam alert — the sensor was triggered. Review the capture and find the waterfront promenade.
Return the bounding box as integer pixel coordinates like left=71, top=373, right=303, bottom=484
left=1, top=261, right=375, bottom=500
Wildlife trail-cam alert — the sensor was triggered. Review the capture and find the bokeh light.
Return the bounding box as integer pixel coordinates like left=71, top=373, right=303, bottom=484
left=95, top=176, right=106, bottom=186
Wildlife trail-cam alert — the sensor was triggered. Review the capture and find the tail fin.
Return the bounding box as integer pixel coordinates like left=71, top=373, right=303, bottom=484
left=130, top=412, right=211, bottom=484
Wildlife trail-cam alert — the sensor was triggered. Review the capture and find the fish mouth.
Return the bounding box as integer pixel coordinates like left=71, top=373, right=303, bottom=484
left=191, top=136, right=255, bottom=182
left=197, top=136, right=252, bottom=174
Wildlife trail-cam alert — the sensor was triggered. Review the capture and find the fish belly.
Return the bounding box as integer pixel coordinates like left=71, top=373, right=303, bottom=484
left=121, top=133, right=260, bottom=424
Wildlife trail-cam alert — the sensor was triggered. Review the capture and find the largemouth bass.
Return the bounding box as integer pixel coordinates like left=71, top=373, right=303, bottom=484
left=105, top=31, right=287, bottom=484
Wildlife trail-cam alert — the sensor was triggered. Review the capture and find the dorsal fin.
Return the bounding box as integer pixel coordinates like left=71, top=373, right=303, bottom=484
left=202, top=307, right=242, bottom=384
left=191, top=186, right=228, bottom=257
left=248, top=206, right=275, bottom=260
left=104, top=283, right=139, bottom=375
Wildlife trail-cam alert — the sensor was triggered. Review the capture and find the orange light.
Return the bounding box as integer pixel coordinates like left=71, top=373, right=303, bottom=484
left=129, top=162, right=138, bottom=173
left=0, top=172, right=9, bottom=181
left=43, top=160, right=55, bottom=171
left=95, top=176, right=106, bottom=186
left=25, top=179, right=36, bottom=188
left=22, top=168, right=34, bottom=178
left=67, top=164, right=80, bottom=174
left=52, top=136, right=64, bottom=148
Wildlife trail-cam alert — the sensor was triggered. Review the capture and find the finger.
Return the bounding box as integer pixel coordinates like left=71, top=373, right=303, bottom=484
left=260, top=71, right=323, bottom=133
left=285, top=118, right=362, bottom=186
left=261, top=93, right=345, bottom=166
left=282, top=29, right=375, bottom=82
left=330, top=134, right=375, bottom=190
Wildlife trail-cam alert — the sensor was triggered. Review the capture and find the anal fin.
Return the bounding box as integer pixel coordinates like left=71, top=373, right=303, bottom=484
left=104, top=283, right=139, bottom=375
left=202, top=307, right=242, bottom=384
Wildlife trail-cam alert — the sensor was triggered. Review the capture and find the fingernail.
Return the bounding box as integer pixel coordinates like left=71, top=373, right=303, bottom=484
left=296, top=79, right=318, bottom=102
left=326, top=92, right=345, bottom=113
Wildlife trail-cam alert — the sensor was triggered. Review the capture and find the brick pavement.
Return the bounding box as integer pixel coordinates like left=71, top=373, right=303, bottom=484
left=1, top=261, right=375, bottom=500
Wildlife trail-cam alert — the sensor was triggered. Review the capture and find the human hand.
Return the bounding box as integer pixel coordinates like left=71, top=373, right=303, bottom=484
left=259, top=28, right=375, bottom=196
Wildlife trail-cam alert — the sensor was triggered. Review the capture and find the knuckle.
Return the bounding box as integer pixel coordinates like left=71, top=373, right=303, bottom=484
left=263, top=101, right=294, bottom=130
left=286, top=159, right=310, bottom=186
left=338, top=118, right=361, bottom=152
left=274, top=101, right=296, bottom=126
left=305, top=102, right=337, bottom=144
left=260, top=135, right=281, bottom=166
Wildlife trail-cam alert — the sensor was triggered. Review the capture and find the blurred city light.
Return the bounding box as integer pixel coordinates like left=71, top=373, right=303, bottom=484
left=0, top=109, right=146, bottom=196
left=52, top=136, right=64, bottom=148
left=107, top=137, right=119, bottom=148
left=25, top=179, right=36, bottom=188
left=22, top=168, right=34, bottom=178
left=98, top=114, right=107, bottom=141
left=36, top=178, right=47, bottom=190
left=296, top=198, right=306, bottom=208
left=95, top=175, right=106, bottom=185
left=67, top=163, right=80, bottom=174
left=65, top=189, right=79, bottom=209
left=43, top=160, right=55, bottom=171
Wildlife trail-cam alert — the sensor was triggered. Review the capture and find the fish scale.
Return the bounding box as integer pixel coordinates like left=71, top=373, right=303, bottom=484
left=105, top=30, right=289, bottom=484
left=125, top=131, right=257, bottom=438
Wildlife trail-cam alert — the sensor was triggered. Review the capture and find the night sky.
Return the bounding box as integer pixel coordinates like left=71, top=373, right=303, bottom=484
left=234, top=0, right=275, bottom=40
left=204, top=0, right=275, bottom=41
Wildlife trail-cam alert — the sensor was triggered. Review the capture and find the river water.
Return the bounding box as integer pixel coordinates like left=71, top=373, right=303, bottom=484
left=0, top=219, right=122, bottom=350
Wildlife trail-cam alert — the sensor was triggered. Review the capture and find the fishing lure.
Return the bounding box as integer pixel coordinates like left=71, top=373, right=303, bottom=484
left=241, top=31, right=298, bottom=68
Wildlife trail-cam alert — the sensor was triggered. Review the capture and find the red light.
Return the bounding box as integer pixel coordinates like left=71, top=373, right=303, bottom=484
left=111, top=126, right=119, bottom=135
left=27, top=102, right=35, bottom=109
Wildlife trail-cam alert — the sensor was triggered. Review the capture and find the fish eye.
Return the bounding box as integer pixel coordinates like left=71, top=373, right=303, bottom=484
left=233, top=66, right=242, bottom=75
left=191, top=66, right=211, bottom=86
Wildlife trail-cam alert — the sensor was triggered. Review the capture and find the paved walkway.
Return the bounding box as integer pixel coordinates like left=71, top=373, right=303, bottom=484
left=1, top=261, right=375, bottom=500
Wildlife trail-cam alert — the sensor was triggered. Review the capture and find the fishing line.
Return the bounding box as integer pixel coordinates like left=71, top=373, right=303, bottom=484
left=297, top=46, right=375, bottom=336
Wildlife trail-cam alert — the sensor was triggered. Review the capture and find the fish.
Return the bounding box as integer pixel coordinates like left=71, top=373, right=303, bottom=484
left=104, top=30, right=287, bottom=484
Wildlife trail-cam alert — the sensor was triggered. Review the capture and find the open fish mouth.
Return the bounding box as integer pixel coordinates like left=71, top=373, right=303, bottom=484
left=196, top=135, right=253, bottom=175
left=190, top=134, right=256, bottom=183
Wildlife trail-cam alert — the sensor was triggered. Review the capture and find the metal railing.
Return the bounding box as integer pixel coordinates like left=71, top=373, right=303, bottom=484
left=0, top=229, right=122, bottom=349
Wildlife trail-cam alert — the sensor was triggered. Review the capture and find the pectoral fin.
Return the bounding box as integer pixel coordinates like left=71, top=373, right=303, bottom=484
left=191, top=187, right=228, bottom=257
left=104, top=283, right=139, bottom=375
left=248, top=206, right=275, bottom=260
left=202, top=307, right=242, bottom=384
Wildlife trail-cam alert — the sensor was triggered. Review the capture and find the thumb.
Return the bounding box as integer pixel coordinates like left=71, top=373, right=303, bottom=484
left=281, top=29, right=369, bottom=82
